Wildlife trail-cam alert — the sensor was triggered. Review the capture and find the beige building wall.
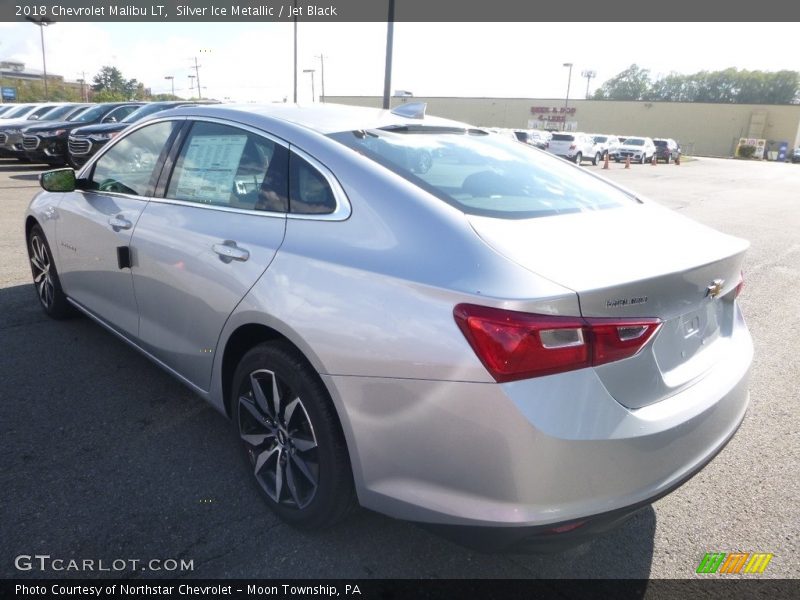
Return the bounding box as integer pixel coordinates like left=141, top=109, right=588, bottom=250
left=326, top=96, right=800, bottom=157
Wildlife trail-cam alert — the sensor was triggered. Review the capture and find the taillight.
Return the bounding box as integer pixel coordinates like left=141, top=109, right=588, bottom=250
left=454, top=304, right=661, bottom=383
left=569, top=144, right=576, bottom=150
left=735, top=271, right=744, bottom=298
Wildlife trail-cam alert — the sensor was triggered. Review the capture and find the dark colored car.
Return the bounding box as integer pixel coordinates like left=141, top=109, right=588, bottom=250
left=653, top=138, right=681, bottom=163
left=791, top=147, right=800, bottom=163
left=22, top=102, right=143, bottom=166
left=67, top=100, right=218, bottom=168
left=0, top=104, right=91, bottom=161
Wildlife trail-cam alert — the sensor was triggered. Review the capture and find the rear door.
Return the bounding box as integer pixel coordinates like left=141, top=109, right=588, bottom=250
left=130, top=119, right=289, bottom=391
left=55, top=119, right=180, bottom=336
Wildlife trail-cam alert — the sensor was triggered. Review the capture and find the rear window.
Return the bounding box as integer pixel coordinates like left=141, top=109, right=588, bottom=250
left=551, top=134, right=575, bottom=142
left=653, top=140, right=667, bottom=147
left=329, top=126, right=638, bottom=220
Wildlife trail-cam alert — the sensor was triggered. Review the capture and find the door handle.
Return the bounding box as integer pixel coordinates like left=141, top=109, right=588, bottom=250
left=108, top=215, right=132, bottom=231
left=213, top=240, right=250, bottom=263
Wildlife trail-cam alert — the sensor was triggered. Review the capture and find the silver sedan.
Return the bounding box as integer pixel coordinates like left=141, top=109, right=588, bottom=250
left=25, top=103, right=752, bottom=550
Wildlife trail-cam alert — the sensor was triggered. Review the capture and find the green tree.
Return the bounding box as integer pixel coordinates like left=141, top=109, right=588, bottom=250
left=593, top=64, right=652, bottom=101
left=92, top=66, right=139, bottom=100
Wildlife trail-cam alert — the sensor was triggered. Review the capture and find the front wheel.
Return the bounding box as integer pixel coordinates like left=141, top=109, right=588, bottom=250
left=640, top=155, right=646, bottom=164
left=592, top=152, right=601, bottom=166
left=232, top=342, right=356, bottom=529
left=27, top=224, right=75, bottom=319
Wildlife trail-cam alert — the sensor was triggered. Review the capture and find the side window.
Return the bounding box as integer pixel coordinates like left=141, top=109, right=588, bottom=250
left=105, top=105, right=137, bottom=122
left=166, top=121, right=289, bottom=212
left=289, top=152, right=336, bottom=215
left=89, top=120, right=177, bottom=196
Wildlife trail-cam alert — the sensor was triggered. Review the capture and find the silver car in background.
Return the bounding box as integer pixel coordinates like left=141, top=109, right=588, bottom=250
left=25, top=103, right=752, bottom=550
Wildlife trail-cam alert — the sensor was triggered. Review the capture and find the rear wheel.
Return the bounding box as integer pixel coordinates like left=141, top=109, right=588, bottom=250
left=232, top=342, right=356, bottom=529
left=574, top=152, right=582, bottom=165
left=27, top=224, right=75, bottom=319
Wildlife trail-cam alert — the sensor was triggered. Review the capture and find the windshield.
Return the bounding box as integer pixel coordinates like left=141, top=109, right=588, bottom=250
left=71, top=104, right=113, bottom=123
left=329, top=126, right=637, bottom=219
left=625, top=138, right=645, bottom=146
left=39, top=104, right=77, bottom=121
left=121, top=103, right=174, bottom=123
left=1, top=104, right=35, bottom=119
left=27, top=105, right=59, bottom=120
left=594, top=136, right=608, bottom=143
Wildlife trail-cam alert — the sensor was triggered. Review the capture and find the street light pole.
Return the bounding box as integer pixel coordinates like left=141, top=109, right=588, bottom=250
left=26, top=16, right=54, bottom=101
left=164, top=75, right=175, bottom=97
left=562, top=62, right=573, bottom=131
left=581, top=69, right=596, bottom=99
left=303, top=69, right=316, bottom=102
left=382, top=0, right=395, bottom=109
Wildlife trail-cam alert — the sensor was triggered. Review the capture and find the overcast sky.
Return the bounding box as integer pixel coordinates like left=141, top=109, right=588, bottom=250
left=0, top=22, right=797, bottom=102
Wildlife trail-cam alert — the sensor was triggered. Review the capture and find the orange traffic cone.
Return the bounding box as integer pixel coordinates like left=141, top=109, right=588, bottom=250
left=651, top=153, right=657, bottom=166
left=602, top=153, right=610, bottom=170
left=624, top=156, right=630, bottom=169
left=675, top=153, right=681, bottom=165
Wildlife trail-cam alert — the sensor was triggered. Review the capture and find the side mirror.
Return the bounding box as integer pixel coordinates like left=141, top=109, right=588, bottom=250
left=103, top=116, right=117, bottom=123
left=40, top=168, right=76, bottom=193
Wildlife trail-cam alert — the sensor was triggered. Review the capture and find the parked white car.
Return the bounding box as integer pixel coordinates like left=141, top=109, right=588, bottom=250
left=547, top=132, right=602, bottom=165
left=616, top=137, right=657, bottom=164
left=590, top=134, right=621, bottom=160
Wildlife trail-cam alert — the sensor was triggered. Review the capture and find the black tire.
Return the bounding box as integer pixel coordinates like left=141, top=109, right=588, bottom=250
left=640, top=155, right=646, bottom=165
left=592, top=152, right=601, bottom=166
left=574, top=152, right=582, bottom=165
left=232, top=342, right=356, bottom=529
left=614, top=157, right=620, bottom=163
left=665, top=154, right=671, bottom=164
left=27, top=224, right=76, bottom=319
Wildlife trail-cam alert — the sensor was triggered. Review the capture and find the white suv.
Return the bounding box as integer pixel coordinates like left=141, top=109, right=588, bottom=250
left=616, top=137, right=657, bottom=164
left=547, top=132, right=602, bottom=165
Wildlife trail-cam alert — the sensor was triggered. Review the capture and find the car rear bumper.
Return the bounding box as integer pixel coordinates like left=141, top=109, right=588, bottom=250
left=323, top=315, right=752, bottom=539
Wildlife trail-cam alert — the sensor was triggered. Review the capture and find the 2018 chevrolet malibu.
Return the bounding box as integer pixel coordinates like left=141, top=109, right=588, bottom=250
left=25, top=103, right=752, bottom=550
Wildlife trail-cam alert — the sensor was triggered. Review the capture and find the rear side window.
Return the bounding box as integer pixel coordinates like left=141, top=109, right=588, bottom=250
left=166, top=121, right=289, bottom=212
left=289, top=153, right=336, bottom=215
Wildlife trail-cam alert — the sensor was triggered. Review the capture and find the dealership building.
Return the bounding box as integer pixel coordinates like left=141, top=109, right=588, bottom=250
left=327, top=96, right=800, bottom=158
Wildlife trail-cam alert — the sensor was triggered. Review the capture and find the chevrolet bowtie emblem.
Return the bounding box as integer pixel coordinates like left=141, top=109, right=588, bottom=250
left=706, top=279, right=725, bottom=299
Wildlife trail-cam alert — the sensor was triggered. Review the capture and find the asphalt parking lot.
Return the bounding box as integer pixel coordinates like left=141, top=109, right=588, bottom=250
left=0, top=156, right=798, bottom=579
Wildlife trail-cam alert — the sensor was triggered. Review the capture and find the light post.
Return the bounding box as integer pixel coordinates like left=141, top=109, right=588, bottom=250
left=562, top=62, right=573, bottom=131
left=581, top=69, right=596, bottom=99
left=303, top=69, right=316, bottom=102
left=26, top=16, right=54, bottom=101
left=164, top=75, right=175, bottom=97
left=316, top=54, right=326, bottom=102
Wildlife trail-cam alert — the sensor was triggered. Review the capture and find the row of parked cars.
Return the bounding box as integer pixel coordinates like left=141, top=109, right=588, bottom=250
left=502, top=126, right=681, bottom=166
left=0, top=100, right=216, bottom=168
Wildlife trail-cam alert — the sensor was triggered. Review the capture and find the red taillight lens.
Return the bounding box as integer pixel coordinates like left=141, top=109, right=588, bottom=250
left=569, top=144, right=576, bottom=150
left=735, top=271, right=744, bottom=298
left=454, top=304, right=661, bottom=382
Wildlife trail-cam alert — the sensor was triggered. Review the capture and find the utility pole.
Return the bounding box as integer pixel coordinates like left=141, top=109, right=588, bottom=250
left=293, top=0, right=298, bottom=103
left=193, top=57, right=202, bottom=100
left=316, top=54, right=326, bottom=102
left=188, top=74, right=196, bottom=96
left=382, top=0, right=395, bottom=109
left=78, top=71, right=88, bottom=101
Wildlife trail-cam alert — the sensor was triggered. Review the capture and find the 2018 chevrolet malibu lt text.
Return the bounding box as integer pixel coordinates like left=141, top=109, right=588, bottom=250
left=25, top=103, right=752, bottom=550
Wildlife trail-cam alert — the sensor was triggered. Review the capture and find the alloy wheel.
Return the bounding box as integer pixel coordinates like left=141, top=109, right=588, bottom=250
left=30, top=234, right=54, bottom=310
left=237, top=369, right=319, bottom=509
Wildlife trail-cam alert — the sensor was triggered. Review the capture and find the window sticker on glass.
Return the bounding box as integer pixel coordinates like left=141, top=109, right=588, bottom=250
left=172, top=135, right=248, bottom=204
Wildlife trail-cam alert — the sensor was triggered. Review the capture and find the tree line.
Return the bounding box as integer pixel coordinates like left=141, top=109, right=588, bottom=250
left=593, top=64, right=800, bottom=105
